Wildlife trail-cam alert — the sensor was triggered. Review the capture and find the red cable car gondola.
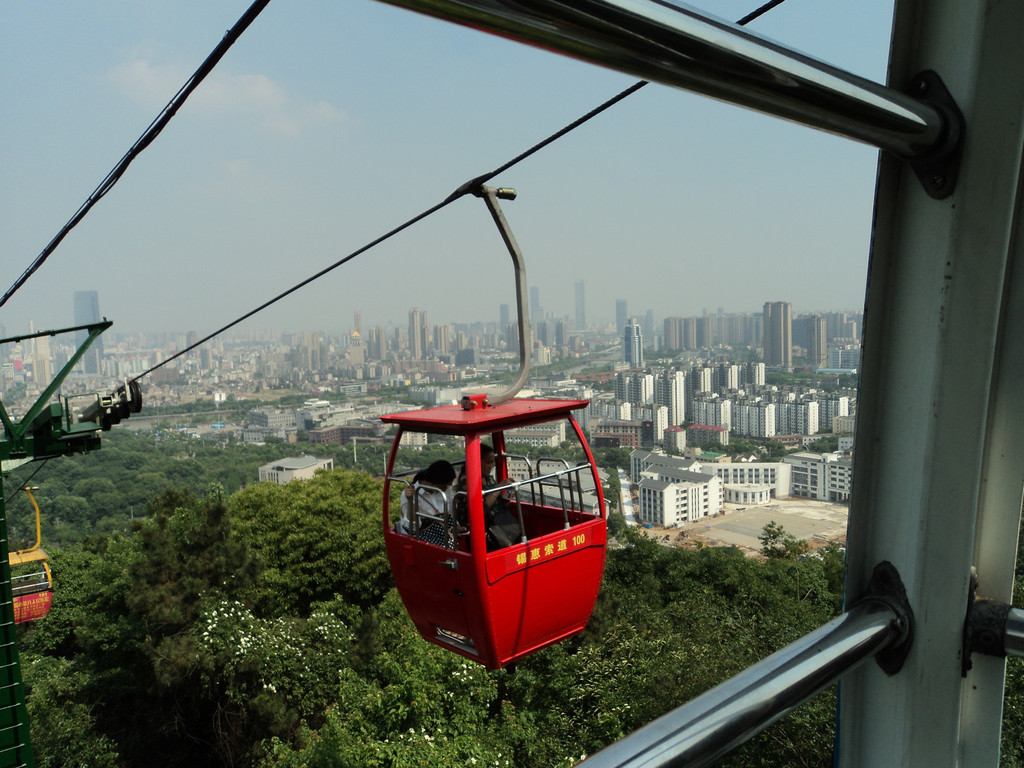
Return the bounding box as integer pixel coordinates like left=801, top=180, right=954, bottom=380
left=380, top=185, right=607, bottom=668
left=381, top=396, right=607, bottom=668
left=10, top=487, right=54, bottom=625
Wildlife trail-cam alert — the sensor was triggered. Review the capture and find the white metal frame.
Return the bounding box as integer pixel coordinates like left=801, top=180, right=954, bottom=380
left=373, top=0, right=1024, bottom=765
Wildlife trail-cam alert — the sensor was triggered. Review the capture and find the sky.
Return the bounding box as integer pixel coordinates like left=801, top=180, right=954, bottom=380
left=1, top=0, right=895, bottom=340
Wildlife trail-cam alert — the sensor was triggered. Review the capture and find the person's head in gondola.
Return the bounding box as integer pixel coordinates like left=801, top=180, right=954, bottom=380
left=458, top=444, right=495, bottom=482
left=415, top=460, right=456, bottom=490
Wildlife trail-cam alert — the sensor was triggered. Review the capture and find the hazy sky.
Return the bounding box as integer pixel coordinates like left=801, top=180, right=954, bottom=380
left=2, top=0, right=894, bottom=339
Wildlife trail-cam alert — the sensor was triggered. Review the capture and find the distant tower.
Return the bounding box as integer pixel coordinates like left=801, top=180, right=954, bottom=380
left=807, top=314, right=827, bottom=368
left=73, top=290, right=103, bottom=374
left=696, top=316, right=712, bottom=349
left=574, top=281, right=586, bottom=330
left=682, top=317, right=698, bottom=350
left=408, top=308, right=428, bottom=359
left=664, top=317, right=683, bottom=350
left=762, top=301, right=793, bottom=369
left=616, top=299, right=628, bottom=334
left=367, top=327, right=386, bottom=361
left=623, top=318, right=643, bottom=368
left=353, top=311, right=362, bottom=336
left=499, top=303, right=510, bottom=330
left=433, top=324, right=451, bottom=355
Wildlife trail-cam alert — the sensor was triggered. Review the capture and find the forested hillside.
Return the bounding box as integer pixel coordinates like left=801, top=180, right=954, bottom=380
left=6, top=434, right=1023, bottom=767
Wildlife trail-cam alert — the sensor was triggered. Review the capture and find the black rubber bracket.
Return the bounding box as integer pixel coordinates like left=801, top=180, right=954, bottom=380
left=963, top=599, right=1011, bottom=675
left=906, top=70, right=965, bottom=200
left=856, top=561, right=915, bottom=675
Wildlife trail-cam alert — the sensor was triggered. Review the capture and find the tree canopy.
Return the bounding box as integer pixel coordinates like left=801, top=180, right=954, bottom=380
left=6, top=444, right=1021, bottom=768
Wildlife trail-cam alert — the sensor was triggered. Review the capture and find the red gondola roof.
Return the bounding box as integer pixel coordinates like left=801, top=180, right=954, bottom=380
left=380, top=398, right=588, bottom=435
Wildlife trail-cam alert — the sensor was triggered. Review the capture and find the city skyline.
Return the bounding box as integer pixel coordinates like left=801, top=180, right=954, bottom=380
left=3, top=0, right=891, bottom=337
left=4, top=292, right=862, bottom=349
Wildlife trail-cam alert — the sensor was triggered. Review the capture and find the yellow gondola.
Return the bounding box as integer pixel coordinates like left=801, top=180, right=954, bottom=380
left=8, top=488, right=53, bottom=624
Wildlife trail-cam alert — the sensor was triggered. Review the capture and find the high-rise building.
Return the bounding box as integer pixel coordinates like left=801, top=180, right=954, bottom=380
left=664, top=317, right=684, bottom=350
left=623, top=318, right=643, bottom=368
left=696, top=316, right=712, bottom=349
left=499, top=303, right=510, bottom=330
left=656, top=369, right=686, bottom=426
left=807, top=314, right=827, bottom=368
left=682, top=317, right=698, bottom=349
left=762, top=301, right=793, bottom=369
left=433, top=324, right=451, bottom=355
left=616, top=299, right=628, bottom=335
left=528, top=286, right=544, bottom=321
left=73, top=290, right=103, bottom=374
left=367, top=327, right=387, bottom=361
left=574, top=281, right=586, bottom=330
left=409, top=308, right=428, bottom=359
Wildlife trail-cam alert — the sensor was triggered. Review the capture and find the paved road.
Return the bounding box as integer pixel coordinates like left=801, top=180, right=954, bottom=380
left=617, top=468, right=637, bottom=525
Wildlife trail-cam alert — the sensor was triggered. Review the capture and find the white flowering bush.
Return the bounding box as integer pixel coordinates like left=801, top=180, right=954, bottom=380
left=194, top=597, right=357, bottom=720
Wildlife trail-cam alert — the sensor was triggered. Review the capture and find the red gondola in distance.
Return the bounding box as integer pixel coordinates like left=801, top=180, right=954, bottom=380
left=381, top=396, right=607, bottom=669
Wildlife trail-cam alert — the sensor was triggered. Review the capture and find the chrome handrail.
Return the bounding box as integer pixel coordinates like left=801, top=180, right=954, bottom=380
left=579, top=599, right=906, bottom=768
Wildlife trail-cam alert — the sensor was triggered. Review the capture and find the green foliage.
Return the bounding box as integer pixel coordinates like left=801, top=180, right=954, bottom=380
left=759, top=521, right=811, bottom=559
left=703, top=438, right=790, bottom=460
left=805, top=435, right=840, bottom=453
left=231, top=469, right=390, bottom=615
left=14, top=453, right=1021, bottom=768
left=23, top=656, right=120, bottom=768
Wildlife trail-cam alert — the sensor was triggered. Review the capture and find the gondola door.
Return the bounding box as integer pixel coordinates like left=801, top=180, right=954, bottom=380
left=383, top=429, right=481, bottom=660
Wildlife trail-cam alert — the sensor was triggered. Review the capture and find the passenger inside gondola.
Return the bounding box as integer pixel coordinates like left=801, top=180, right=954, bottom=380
left=454, top=444, right=521, bottom=551
left=399, top=459, right=460, bottom=546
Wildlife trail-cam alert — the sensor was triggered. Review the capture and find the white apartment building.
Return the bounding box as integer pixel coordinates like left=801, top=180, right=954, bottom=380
left=834, top=414, right=856, bottom=434
left=632, top=449, right=801, bottom=508
left=733, top=399, right=776, bottom=438
left=505, top=421, right=566, bottom=449
left=638, top=404, right=669, bottom=442
left=258, top=455, right=333, bottom=485
left=710, top=460, right=792, bottom=503
left=656, top=369, right=686, bottom=427
left=690, top=394, right=732, bottom=431
left=776, top=400, right=819, bottom=436
left=782, top=451, right=854, bottom=502
left=636, top=466, right=723, bottom=526
left=820, top=396, right=851, bottom=432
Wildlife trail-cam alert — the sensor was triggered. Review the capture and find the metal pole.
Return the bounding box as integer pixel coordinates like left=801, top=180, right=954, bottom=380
left=1002, top=608, right=1024, bottom=659
left=474, top=186, right=532, bottom=405
left=579, top=598, right=904, bottom=768
left=373, top=0, right=949, bottom=160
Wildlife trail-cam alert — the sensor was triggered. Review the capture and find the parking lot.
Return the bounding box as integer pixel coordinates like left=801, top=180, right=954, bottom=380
left=641, top=498, right=849, bottom=554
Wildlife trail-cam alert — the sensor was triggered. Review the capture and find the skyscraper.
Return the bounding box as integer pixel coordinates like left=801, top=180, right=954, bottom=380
left=73, top=290, right=103, bottom=374
left=664, top=317, right=684, bottom=350
left=409, top=308, right=428, bottom=360
left=529, top=286, right=541, bottom=321
left=616, top=299, right=628, bottom=334
left=807, top=314, right=827, bottom=368
left=367, top=327, right=386, bottom=361
left=574, top=281, right=586, bottom=330
left=623, top=318, right=643, bottom=368
left=656, top=369, right=686, bottom=426
left=762, top=301, right=793, bottom=369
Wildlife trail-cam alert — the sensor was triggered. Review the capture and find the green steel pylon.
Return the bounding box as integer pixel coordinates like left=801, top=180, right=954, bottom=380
left=0, top=320, right=134, bottom=768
